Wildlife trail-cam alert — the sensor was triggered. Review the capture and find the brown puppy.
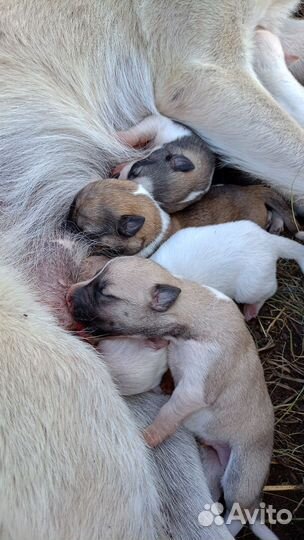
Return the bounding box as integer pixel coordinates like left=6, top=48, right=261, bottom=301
left=66, top=256, right=275, bottom=540
left=68, top=179, right=170, bottom=257
left=170, top=184, right=298, bottom=235
left=117, top=118, right=215, bottom=213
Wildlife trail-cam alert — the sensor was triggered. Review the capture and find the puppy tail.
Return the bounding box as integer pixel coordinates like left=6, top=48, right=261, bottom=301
left=273, top=234, right=304, bottom=272
left=261, top=187, right=298, bottom=234
left=223, top=443, right=274, bottom=539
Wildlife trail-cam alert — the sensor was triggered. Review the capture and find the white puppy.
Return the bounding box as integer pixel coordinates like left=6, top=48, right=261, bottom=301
left=97, top=337, right=168, bottom=396
left=152, top=220, right=304, bottom=320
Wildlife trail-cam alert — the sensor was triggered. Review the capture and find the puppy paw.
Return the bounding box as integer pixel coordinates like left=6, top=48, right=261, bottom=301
left=243, top=302, right=263, bottom=321
left=144, top=426, right=165, bottom=447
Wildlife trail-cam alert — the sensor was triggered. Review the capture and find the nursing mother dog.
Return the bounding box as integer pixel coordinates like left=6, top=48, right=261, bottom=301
left=0, top=1, right=304, bottom=539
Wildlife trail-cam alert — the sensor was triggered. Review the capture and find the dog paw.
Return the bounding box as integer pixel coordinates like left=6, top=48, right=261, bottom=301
left=144, top=426, right=165, bottom=447
left=243, top=302, right=263, bottom=321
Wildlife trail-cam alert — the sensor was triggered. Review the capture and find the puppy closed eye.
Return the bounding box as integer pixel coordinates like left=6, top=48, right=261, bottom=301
left=128, top=164, right=143, bottom=179
left=118, top=215, right=145, bottom=237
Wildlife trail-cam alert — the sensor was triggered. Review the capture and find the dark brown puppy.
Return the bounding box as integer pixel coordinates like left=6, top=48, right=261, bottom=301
left=118, top=134, right=215, bottom=213
left=170, top=184, right=298, bottom=235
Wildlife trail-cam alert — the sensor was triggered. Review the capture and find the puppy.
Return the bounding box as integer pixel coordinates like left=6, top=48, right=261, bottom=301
left=68, top=178, right=299, bottom=261
left=66, top=256, right=276, bottom=540
left=98, top=336, right=168, bottom=396
left=170, top=183, right=298, bottom=236
left=66, top=253, right=169, bottom=396
left=117, top=114, right=215, bottom=213
left=67, top=178, right=170, bottom=257
left=152, top=220, right=304, bottom=320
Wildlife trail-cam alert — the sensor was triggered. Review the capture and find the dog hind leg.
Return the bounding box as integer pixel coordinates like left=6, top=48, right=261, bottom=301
left=158, top=63, right=304, bottom=204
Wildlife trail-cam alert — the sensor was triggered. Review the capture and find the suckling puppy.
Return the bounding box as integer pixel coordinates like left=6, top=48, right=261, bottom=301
left=66, top=256, right=276, bottom=540
left=170, top=184, right=298, bottom=236
left=117, top=114, right=215, bottom=213
left=66, top=253, right=169, bottom=396
left=67, top=179, right=170, bottom=257
left=68, top=180, right=299, bottom=262
left=152, top=220, right=304, bottom=321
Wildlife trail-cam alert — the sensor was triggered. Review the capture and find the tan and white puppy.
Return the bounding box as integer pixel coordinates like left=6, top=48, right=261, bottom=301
left=66, top=252, right=169, bottom=396
left=98, top=337, right=168, bottom=396
left=116, top=114, right=215, bottom=213
left=67, top=256, right=276, bottom=540
left=68, top=179, right=170, bottom=257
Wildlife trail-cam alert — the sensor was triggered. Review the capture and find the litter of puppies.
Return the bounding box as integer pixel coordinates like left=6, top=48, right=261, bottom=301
left=61, top=111, right=304, bottom=539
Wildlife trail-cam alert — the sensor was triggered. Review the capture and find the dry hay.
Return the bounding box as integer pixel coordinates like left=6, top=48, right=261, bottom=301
left=240, top=260, right=304, bottom=539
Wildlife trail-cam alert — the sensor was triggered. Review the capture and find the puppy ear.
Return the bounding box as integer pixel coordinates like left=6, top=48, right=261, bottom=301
left=150, top=284, right=181, bottom=312
left=170, top=154, right=195, bottom=172
left=118, top=215, right=145, bottom=237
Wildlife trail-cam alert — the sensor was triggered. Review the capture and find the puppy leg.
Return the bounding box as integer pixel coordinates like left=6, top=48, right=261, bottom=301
left=128, top=393, right=233, bottom=540
left=144, top=381, right=204, bottom=447
left=243, top=300, right=267, bottom=321
left=199, top=445, right=224, bottom=501
left=254, top=29, right=304, bottom=128
left=223, top=443, right=274, bottom=538
left=158, top=64, right=304, bottom=202
left=268, top=210, right=285, bottom=234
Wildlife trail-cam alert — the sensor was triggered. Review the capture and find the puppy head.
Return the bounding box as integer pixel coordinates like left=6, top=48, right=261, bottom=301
left=68, top=179, right=170, bottom=257
left=66, top=256, right=184, bottom=338
left=119, top=134, right=215, bottom=213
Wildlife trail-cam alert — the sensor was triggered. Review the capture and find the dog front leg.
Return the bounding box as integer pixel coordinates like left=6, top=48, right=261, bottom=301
left=158, top=63, right=304, bottom=203
left=144, top=381, right=204, bottom=447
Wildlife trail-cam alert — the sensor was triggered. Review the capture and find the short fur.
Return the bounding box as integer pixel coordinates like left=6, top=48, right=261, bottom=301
left=68, top=179, right=170, bottom=257
left=67, top=256, right=275, bottom=540
left=170, top=184, right=298, bottom=235
left=0, top=1, right=303, bottom=535
left=118, top=115, right=215, bottom=213
left=152, top=220, right=304, bottom=319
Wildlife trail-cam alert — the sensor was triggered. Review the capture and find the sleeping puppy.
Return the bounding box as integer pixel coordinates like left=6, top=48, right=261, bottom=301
left=152, top=220, right=304, bottom=320
left=170, top=183, right=298, bottom=236
left=65, top=253, right=169, bottom=396
left=67, top=179, right=170, bottom=257
left=68, top=177, right=299, bottom=260
left=66, top=255, right=276, bottom=540
left=116, top=114, right=215, bottom=213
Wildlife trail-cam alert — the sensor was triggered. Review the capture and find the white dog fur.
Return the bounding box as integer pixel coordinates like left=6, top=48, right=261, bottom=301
left=98, top=337, right=168, bottom=396
left=1, top=0, right=304, bottom=536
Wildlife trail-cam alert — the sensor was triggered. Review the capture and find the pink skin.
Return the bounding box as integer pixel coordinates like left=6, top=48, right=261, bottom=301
left=243, top=301, right=265, bottom=322
left=146, top=337, right=170, bottom=350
